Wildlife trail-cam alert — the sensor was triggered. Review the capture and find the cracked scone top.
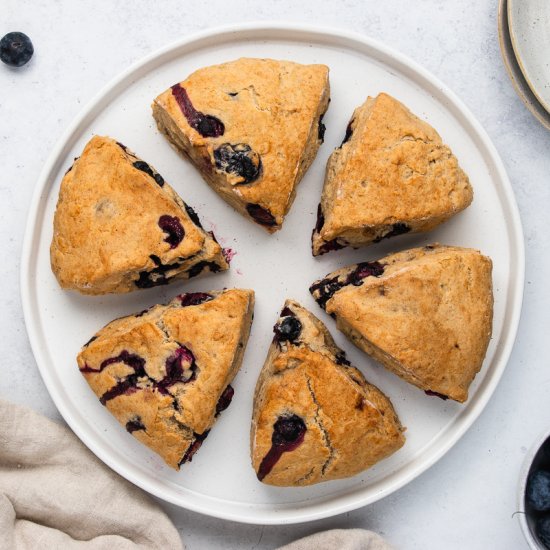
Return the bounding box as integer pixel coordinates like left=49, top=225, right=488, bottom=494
left=78, top=289, right=255, bottom=469
left=312, top=93, right=473, bottom=255
left=152, top=58, right=330, bottom=232
left=50, top=136, right=228, bottom=295
left=310, top=244, right=493, bottom=403
left=251, top=300, right=404, bottom=486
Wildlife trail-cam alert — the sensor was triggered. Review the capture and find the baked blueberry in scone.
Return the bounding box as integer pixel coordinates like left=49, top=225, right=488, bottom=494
left=251, top=300, right=405, bottom=486
left=152, top=58, right=330, bottom=232
left=310, top=244, right=493, bottom=403
left=50, top=136, right=228, bottom=295
left=312, top=93, right=473, bottom=255
left=78, top=289, right=254, bottom=469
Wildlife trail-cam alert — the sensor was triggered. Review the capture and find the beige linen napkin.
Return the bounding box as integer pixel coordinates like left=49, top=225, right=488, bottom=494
left=0, top=400, right=182, bottom=550
left=0, top=400, right=392, bottom=550
left=277, top=529, right=393, bottom=550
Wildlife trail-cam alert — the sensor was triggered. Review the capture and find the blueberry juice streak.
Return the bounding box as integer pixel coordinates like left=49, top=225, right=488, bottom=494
left=171, top=84, right=225, bottom=138
left=79, top=351, right=147, bottom=405
left=158, top=215, right=184, bottom=248
left=257, top=415, right=306, bottom=481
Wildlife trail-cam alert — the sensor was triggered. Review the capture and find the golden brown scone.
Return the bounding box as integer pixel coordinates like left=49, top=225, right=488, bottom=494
left=78, top=289, right=254, bottom=469
left=312, top=93, right=473, bottom=255
left=310, top=244, right=493, bottom=402
left=152, top=58, right=330, bottom=232
left=251, top=300, right=404, bottom=486
left=50, top=136, right=229, bottom=295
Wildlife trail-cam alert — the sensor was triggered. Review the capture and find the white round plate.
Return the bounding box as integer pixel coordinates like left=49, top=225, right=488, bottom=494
left=21, top=23, right=524, bottom=525
left=499, top=0, right=550, bottom=130
left=508, top=0, right=550, bottom=115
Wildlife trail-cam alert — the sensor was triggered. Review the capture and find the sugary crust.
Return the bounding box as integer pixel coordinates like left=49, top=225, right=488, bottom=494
left=310, top=244, right=493, bottom=402
left=152, top=58, right=330, bottom=231
left=50, top=136, right=228, bottom=295
left=312, top=93, right=473, bottom=255
left=251, top=300, right=404, bottom=486
left=78, top=289, right=255, bottom=469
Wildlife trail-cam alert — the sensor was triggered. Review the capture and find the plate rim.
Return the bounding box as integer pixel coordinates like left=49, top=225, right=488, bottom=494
left=20, top=21, right=525, bottom=525
left=507, top=0, right=550, bottom=116
left=498, top=0, right=550, bottom=130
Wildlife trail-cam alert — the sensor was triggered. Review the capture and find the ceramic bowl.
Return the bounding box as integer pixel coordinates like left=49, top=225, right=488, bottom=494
left=518, top=428, right=550, bottom=549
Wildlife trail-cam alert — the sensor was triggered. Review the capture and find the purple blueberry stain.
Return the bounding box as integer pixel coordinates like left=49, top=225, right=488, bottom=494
left=126, top=417, right=146, bottom=433
left=188, top=260, right=222, bottom=279
left=310, top=261, right=385, bottom=310
left=215, top=385, right=234, bottom=416
left=425, top=390, right=448, bottom=400
left=179, top=292, right=213, bottom=307
left=373, top=223, right=411, bottom=243
left=171, top=84, right=224, bottom=138
left=179, top=431, right=210, bottom=465
left=158, top=215, right=185, bottom=249
left=214, top=143, right=262, bottom=183
left=222, top=248, right=236, bottom=264
left=185, top=203, right=204, bottom=229
left=340, top=119, right=354, bottom=147
left=317, top=239, right=345, bottom=256
left=347, top=261, right=385, bottom=286
left=318, top=113, right=326, bottom=142
left=246, top=203, right=277, bottom=227
left=257, top=415, right=307, bottom=481
left=158, top=345, right=196, bottom=394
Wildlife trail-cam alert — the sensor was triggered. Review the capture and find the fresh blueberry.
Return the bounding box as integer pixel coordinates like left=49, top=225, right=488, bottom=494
left=527, top=470, right=550, bottom=511
left=537, top=516, right=550, bottom=548
left=0, top=32, right=34, bottom=67
left=171, top=84, right=224, bottom=138
left=274, top=316, right=302, bottom=343
left=158, top=215, right=184, bottom=248
left=246, top=203, right=277, bottom=227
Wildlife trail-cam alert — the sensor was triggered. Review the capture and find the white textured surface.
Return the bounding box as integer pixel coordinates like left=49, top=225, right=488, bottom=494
left=1, top=1, right=549, bottom=548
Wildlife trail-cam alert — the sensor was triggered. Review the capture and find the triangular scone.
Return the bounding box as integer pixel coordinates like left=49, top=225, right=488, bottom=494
left=312, top=93, right=473, bottom=255
left=50, top=136, right=228, bottom=295
left=251, top=300, right=404, bottom=486
left=310, top=245, right=493, bottom=402
left=78, top=289, right=254, bottom=469
left=152, top=58, right=330, bottom=232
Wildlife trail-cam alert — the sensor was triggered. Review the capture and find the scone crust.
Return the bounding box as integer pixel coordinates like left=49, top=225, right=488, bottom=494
left=312, top=93, right=473, bottom=254
left=310, top=244, right=493, bottom=402
left=251, top=300, right=404, bottom=486
left=153, top=58, right=330, bottom=231
left=78, top=289, right=254, bottom=469
left=50, top=136, right=228, bottom=294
